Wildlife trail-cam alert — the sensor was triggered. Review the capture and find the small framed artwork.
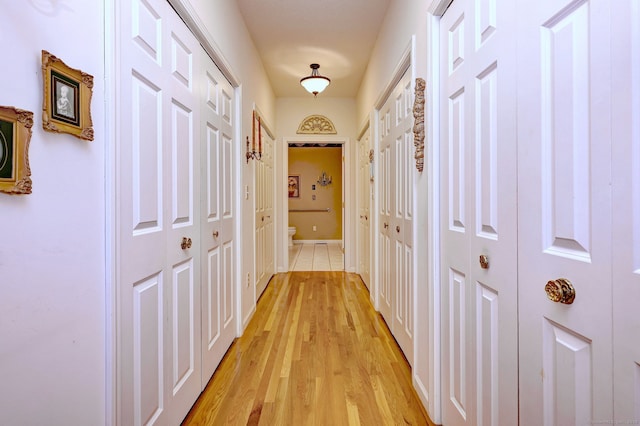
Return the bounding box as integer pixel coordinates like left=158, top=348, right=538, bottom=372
left=0, top=106, right=33, bottom=194
left=42, top=50, right=94, bottom=141
left=288, top=175, right=300, bottom=198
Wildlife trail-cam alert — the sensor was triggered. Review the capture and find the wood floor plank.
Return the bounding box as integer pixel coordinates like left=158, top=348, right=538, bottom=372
left=182, top=271, right=434, bottom=426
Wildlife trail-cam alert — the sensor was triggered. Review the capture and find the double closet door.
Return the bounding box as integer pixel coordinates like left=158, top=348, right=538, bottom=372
left=116, top=0, right=236, bottom=424
left=439, top=0, right=518, bottom=423
left=357, top=128, right=371, bottom=289
left=255, top=123, right=274, bottom=298
left=378, top=69, right=415, bottom=365
left=439, top=0, right=638, bottom=424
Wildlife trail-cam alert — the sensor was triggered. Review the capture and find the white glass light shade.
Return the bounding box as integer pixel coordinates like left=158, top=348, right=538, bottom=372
left=300, top=64, right=330, bottom=96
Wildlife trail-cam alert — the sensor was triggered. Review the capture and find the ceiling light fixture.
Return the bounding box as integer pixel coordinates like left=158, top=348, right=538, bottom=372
left=300, top=63, right=330, bottom=97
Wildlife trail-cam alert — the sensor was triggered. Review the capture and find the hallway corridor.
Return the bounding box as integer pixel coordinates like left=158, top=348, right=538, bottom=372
left=182, top=271, right=432, bottom=425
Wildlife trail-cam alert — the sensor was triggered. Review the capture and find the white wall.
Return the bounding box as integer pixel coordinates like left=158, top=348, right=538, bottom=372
left=355, top=0, right=438, bottom=422
left=0, top=1, right=106, bottom=424
left=0, top=0, right=277, bottom=423
left=275, top=97, right=357, bottom=272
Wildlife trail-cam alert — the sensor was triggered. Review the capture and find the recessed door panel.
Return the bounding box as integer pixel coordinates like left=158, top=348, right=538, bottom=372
left=475, top=63, right=498, bottom=238
left=205, top=247, right=220, bottom=349
left=205, top=124, right=219, bottom=221
left=542, top=320, right=592, bottom=426
left=541, top=2, right=590, bottom=259
left=448, top=268, right=467, bottom=419
left=133, top=273, right=164, bottom=426
left=132, top=0, right=161, bottom=62
left=171, top=101, right=193, bottom=226
left=171, top=33, right=192, bottom=88
left=476, top=283, right=498, bottom=426
left=449, top=89, right=466, bottom=231
left=518, top=0, right=613, bottom=423
left=172, top=260, right=195, bottom=394
left=132, top=74, right=162, bottom=234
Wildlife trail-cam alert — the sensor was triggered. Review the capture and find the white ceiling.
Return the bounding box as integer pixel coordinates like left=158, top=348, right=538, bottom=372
left=236, top=0, right=391, bottom=98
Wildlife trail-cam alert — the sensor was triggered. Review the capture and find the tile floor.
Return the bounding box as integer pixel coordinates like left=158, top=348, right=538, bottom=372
left=288, top=241, right=344, bottom=271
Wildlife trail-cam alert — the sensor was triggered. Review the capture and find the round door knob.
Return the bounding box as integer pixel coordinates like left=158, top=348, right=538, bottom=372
left=181, top=237, right=192, bottom=250
left=545, top=278, right=575, bottom=304
left=212, top=231, right=219, bottom=238
left=396, top=225, right=400, bottom=233
left=479, top=255, right=489, bottom=269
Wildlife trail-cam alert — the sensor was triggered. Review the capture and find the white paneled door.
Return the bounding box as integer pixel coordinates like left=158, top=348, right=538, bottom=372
left=378, top=69, right=415, bottom=365
left=255, top=121, right=274, bottom=298
left=379, top=97, right=393, bottom=324
left=517, top=0, right=613, bottom=424
left=117, top=0, right=236, bottom=424
left=612, top=0, right=640, bottom=422
left=358, top=127, right=371, bottom=289
left=199, top=55, right=236, bottom=384
left=439, top=0, right=518, bottom=424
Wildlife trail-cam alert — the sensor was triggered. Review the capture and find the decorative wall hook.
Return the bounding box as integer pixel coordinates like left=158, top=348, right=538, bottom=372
left=413, top=78, right=426, bottom=172
left=246, top=110, right=262, bottom=163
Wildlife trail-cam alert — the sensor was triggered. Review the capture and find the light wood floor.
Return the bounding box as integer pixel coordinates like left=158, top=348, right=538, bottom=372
left=182, top=271, right=433, bottom=426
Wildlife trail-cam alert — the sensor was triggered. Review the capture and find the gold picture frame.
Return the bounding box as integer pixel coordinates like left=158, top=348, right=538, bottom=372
left=0, top=106, right=33, bottom=194
left=288, top=175, right=300, bottom=198
left=42, top=50, right=94, bottom=141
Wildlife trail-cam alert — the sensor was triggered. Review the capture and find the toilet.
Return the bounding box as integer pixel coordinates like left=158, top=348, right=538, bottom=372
left=288, top=226, right=296, bottom=247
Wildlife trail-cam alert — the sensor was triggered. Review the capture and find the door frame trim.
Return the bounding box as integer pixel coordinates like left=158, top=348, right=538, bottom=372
left=278, top=136, right=352, bottom=273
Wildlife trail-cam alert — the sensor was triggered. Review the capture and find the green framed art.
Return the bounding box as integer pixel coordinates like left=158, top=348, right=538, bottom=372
left=0, top=106, right=33, bottom=194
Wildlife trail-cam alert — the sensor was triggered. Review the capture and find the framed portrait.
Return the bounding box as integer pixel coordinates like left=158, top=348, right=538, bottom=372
left=42, top=50, right=94, bottom=141
left=288, top=175, right=300, bottom=198
left=0, top=106, right=33, bottom=194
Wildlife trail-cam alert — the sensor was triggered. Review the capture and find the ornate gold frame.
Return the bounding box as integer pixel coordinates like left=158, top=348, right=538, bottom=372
left=42, top=50, right=94, bottom=141
left=0, top=106, right=33, bottom=194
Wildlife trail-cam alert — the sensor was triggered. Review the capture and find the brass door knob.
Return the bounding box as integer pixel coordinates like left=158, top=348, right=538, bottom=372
left=181, top=237, right=192, bottom=250
left=545, top=278, right=575, bottom=304
left=212, top=231, right=219, bottom=238
left=479, top=255, right=489, bottom=269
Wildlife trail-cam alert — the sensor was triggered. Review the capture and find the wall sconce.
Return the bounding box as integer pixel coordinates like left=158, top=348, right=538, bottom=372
left=317, top=171, right=332, bottom=187
left=300, top=63, right=331, bottom=97
left=246, top=110, right=262, bottom=163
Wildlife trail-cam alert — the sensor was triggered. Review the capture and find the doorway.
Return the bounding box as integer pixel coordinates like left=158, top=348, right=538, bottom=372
left=287, top=143, right=344, bottom=271
left=278, top=136, right=352, bottom=273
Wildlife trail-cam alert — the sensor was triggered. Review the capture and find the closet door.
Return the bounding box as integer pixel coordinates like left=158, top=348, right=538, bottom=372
left=200, top=59, right=237, bottom=382
left=255, top=122, right=274, bottom=298
left=118, top=0, right=203, bottom=423
left=517, top=0, right=613, bottom=424
left=358, top=127, right=371, bottom=289
left=439, top=0, right=518, bottom=423
left=378, top=97, right=393, bottom=323
left=612, top=0, right=639, bottom=422
left=377, top=69, right=414, bottom=364
left=390, top=71, right=415, bottom=366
